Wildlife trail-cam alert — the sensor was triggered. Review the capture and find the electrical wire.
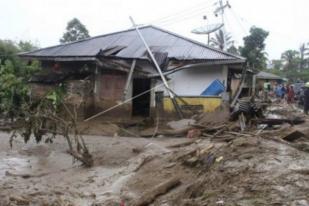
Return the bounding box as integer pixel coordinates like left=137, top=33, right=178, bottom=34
left=84, top=80, right=172, bottom=122
left=155, top=9, right=212, bottom=27
left=229, top=8, right=249, bottom=35
left=149, top=0, right=216, bottom=25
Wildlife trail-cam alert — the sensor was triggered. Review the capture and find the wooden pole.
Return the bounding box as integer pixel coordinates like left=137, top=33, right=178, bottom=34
left=129, top=17, right=183, bottom=118
left=123, top=59, right=136, bottom=101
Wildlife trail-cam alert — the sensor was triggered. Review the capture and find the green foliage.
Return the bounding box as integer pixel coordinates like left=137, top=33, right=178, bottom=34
left=271, top=60, right=283, bottom=70
left=269, top=68, right=309, bottom=82
left=240, top=27, right=269, bottom=70
left=0, top=39, right=40, bottom=118
left=281, top=50, right=300, bottom=70
left=227, top=45, right=239, bottom=55
left=18, top=40, right=39, bottom=52
left=0, top=40, right=20, bottom=66
left=60, top=18, right=90, bottom=43
left=46, top=84, right=66, bottom=109
left=210, top=29, right=233, bottom=51
left=0, top=60, right=40, bottom=117
left=299, top=43, right=308, bottom=70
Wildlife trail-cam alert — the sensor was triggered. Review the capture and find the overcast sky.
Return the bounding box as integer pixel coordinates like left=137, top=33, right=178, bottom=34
left=1, top=0, right=309, bottom=59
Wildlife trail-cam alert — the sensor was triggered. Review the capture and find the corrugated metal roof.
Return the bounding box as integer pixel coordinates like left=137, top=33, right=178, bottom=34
left=20, top=25, right=245, bottom=62
left=256, top=71, right=282, bottom=80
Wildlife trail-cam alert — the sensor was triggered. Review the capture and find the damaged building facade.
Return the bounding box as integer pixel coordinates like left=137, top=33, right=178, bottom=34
left=20, top=25, right=246, bottom=120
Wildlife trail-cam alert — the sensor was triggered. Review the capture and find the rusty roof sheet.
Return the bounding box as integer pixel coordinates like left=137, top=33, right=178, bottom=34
left=20, top=25, right=245, bottom=62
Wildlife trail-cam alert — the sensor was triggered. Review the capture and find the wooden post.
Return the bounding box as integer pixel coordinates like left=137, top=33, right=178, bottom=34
left=129, top=16, right=183, bottom=118
left=123, top=59, right=136, bottom=101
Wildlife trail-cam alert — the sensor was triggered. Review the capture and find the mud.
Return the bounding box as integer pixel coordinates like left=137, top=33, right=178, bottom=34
left=1, top=104, right=309, bottom=205
left=0, top=134, right=187, bottom=205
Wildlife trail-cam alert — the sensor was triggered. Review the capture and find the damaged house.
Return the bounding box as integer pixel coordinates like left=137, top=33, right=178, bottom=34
left=20, top=25, right=246, bottom=120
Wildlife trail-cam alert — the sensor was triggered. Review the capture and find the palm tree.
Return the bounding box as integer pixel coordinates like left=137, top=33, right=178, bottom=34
left=210, top=29, right=233, bottom=51
left=281, top=50, right=300, bottom=70
left=299, top=43, right=308, bottom=70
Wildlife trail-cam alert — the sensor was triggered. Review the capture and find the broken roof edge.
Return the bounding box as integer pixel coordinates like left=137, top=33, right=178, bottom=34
left=18, top=25, right=151, bottom=57
left=19, top=24, right=245, bottom=61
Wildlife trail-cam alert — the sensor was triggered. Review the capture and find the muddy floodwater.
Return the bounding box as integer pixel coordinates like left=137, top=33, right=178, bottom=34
left=1, top=115, right=309, bottom=206
left=0, top=132, right=186, bottom=205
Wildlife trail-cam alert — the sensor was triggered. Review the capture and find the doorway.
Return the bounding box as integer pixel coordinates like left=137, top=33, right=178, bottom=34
left=132, top=78, right=151, bottom=116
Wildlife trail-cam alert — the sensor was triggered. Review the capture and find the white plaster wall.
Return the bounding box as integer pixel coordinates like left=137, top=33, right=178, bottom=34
left=155, top=65, right=225, bottom=96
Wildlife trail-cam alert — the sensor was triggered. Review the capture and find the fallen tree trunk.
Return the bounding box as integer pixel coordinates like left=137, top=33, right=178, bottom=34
left=134, top=177, right=181, bottom=206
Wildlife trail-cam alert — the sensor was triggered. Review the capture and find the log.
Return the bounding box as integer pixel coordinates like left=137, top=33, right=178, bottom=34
left=176, top=148, right=199, bottom=160
left=134, top=177, right=181, bottom=206
left=67, top=150, right=93, bottom=167
left=133, top=155, right=156, bottom=172
left=226, top=131, right=252, bottom=137
left=252, top=118, right=305, bottom=126
left=5, top=171, right=49, bottom=179
left=167, top=140, right=196, bottom=148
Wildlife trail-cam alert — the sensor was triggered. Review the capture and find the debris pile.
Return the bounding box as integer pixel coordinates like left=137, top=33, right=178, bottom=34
left=1, top=102, right=309, bottom=205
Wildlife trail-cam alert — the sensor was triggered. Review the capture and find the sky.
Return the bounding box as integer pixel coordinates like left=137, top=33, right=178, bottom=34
left=1, top=0, right=309, bottom=60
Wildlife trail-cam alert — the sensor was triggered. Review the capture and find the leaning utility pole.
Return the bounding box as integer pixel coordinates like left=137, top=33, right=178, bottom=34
left=129, top=16, right=183, bottom=118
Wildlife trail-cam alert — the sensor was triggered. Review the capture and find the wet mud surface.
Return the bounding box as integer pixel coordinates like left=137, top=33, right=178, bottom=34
left=1, top=104, right=309, bottom=205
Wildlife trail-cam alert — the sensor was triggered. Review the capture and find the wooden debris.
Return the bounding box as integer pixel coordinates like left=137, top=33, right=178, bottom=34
left=186, top=129, right=202, bottom=139
left=167, top=140, right=196, bottom=148
left=199, top=144, right=214, bottom=155
left=134, top=177, right=181, bottom=206
left=282, top=130, right=306, bottom=142
left=184, top=156, right=199, bottom=166
left=133, top=155, right=156, bottom=172
left=226, top=131, right=252, bottom=137
left=5, top=171, right=49, bottom=179
left=252, top=118, right=305, bottom=126
left=67, top=150, right=93, bottom=167
left=239, top=113, right=246, bottom=131
left=9, top=195, right=30, bottom=205
left=176, top=148, right=199, bottom=160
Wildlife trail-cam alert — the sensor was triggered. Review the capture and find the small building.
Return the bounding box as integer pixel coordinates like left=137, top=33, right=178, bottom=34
left=255, top=71, right=283, bottom=91
left=20, top=25, right=246, bottom=120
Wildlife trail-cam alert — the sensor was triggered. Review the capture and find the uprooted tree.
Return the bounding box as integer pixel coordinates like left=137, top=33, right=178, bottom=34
left=0, top=39, right=93, bottom=167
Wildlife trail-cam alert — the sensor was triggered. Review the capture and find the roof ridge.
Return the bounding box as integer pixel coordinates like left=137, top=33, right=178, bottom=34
left=20, top=24, right=245, bottom=61
left=21, top=25, right=151, bottom=56
left=148, top=25, right=244, bottom=60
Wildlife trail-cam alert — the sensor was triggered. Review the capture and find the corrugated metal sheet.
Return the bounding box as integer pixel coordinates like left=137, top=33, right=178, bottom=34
left=256, top=71, right=282, bottom=80
left=20, top=25, right=245, bottom=62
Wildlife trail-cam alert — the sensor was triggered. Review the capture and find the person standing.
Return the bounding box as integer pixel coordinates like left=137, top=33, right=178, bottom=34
left=304, top=83, right=309, bottom=114
left=281, top=85, right=286, bottom=100
left=287, top=85, right=295, bottom=104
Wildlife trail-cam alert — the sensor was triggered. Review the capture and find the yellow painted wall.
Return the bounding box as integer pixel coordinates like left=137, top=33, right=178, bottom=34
left=163, top=96, right=222, bottom=113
